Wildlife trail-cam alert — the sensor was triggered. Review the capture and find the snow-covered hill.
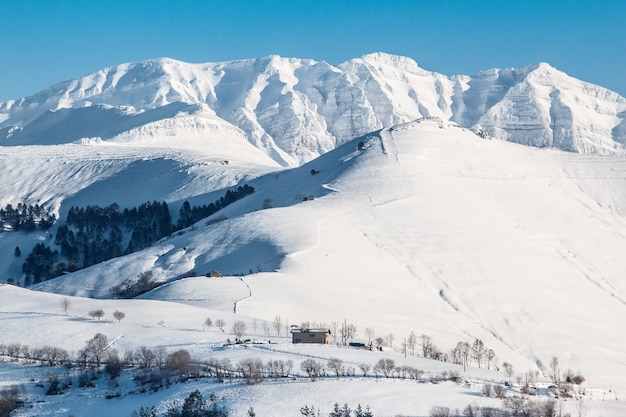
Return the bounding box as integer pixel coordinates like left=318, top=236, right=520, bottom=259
left=1, top=53, right=625, bottom=166
left=1, top=53, right=626, bottom=412
left=3, top=119, right=624, bottom=399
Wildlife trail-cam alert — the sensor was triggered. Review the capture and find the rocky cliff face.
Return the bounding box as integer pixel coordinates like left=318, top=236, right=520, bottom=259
left=1, top=53, right=625, bottom=165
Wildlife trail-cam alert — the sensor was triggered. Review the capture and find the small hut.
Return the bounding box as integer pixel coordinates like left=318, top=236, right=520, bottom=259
left=290, top=328, right=331, bottom=344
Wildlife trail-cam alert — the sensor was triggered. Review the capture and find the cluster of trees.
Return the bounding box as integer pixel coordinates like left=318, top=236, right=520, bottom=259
left=62, top=201, right=173, bottom=266
left=0, top=385, right=25, bottom=417
left=21, top=201, right=171, bottom=284
left=358, top=327, right=499, bottom=371
left=0, top=202, right=56, bottom=232
left=20, top=184, right=254, bottom=285
left=447, top=338, right=497, bottom=370
left=110, top=271, right=163, bottom=299
left=138, top=396, right=374, bottom=417
left=21, top=243, right=59, bottom=285
left=428, top=397, right=561, bottom=417
left=176, top=185, right=254, bottom=229
left=134, top=390, right=229, bottom=417
left=0, top=335, right=188, bottom=376
left=297, top=321, right=501, bottom=375
left=299, top=357, right=426, bottom=382
left=301, top=403, right=373, bottom=417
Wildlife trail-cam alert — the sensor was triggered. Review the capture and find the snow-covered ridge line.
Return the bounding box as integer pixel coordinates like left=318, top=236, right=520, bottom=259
left=1, top=53, right=625, bottom=166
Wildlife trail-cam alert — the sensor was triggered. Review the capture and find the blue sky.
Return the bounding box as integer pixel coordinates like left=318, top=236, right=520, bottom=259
left=1, top=0, right=624, bottom=100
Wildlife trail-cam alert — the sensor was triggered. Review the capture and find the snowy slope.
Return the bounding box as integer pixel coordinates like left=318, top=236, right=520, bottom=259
left=2, top=282, right=625, bottom=417
left=0, top=143, right=280, bottom=286
left=1, top=54, right=625, bottom=166
left=10, top=120, right=624, bottom=397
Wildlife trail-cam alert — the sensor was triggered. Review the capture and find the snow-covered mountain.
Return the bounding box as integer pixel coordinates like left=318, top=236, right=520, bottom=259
left=1, top=54, right=626, bottom=413
left=2, top=119, right=625, bottom=396
left=1, top=53, right=625, bottom=166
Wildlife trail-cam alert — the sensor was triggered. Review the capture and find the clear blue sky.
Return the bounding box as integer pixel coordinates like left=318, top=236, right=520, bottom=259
left=1, top=0, right=624, bottom=101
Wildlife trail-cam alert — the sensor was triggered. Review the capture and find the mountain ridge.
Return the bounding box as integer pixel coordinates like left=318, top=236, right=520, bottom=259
left=1, top=53, right=625, bottom=166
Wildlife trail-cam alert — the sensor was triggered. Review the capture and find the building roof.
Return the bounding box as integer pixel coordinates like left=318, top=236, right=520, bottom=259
left=290, top=328, right=331, bottom=334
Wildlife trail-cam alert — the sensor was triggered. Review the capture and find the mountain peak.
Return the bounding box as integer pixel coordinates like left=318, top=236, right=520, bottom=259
left=353, top=52, right=421, bottom=70
left=1, top=53, right=625, bottom=162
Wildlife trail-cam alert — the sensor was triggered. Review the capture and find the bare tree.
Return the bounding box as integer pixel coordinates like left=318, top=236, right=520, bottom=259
left=88, top=309, right=105, bottom=321
left=112, top=310, right=125, bottom=323
left=105, top=349, right=122, bottom=379
left=166, top=349, right=191, bottom=375
left=262, top=321, right=269, bottom=336
left=300, top=359, right=323, bottom=380
left=124, top=349, right=135, bottom=367
left=136, top=346, right=156, bottom=369
left=215, top=318, right=226, bottom=332
left=81, top=333, right=108, bottom=367
left=345, top=323, right=357, bottom=343
left=471, top=339, right=485, bottom=368
left=36, top=346, right=69, bottom=366
left=279, top=359, right=293, bottom=377
left=503, top=362, right=514, bottom=381
left=385, top=333, right=395, bottom=349
left=407, top=331, right=417, bottom=356
left=486, top=348, right=496, bottom=369
left=330, top=322, right=339, bottom=344
left=430, top=406, right=452, bottom=417
left=154, top=346, right=167, bottom=369
left=359, top=363, right=371, bottom=377
left=251, top=318, right=258, bottom=335
left=365, top=327, right=375, bottom=345
left=59, top=297, right=71, bottom=315
left=373, top=358, right=395, bottom=378
left=493, top=384, right=507, bottom=399
left=238, top=358, right=263, bottom=384
left=401, top=338, right=408, bottom=357
left=6, top=344, right=21, bottom=361
left=420, top=334, right=433, bottom=357
left=232, top=320, right=247, bottom=339
left=549, top=356, right=560, bottom=385
left=273, top=315, right=282, bottom=336
left=204, top=317, right=213, bottom=330
left=375, top=337, right=385, bottom=348
left=460, top=341, right=471, bottom=369
left=327, top=357, right=344, bottom=378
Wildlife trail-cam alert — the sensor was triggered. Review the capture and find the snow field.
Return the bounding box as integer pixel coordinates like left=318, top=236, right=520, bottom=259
left=1, top=120, right=626, bottom=415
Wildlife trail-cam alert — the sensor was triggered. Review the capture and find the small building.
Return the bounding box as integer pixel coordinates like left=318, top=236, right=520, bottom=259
left=206, top=271, right=222, bottom=278
left=291, top=328, right=331, bottom=344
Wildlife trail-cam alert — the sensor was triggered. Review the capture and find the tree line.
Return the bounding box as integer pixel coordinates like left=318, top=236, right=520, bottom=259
left=20, top=185, right=254, bottom=285
left=0, top=202, right=56, bottom=232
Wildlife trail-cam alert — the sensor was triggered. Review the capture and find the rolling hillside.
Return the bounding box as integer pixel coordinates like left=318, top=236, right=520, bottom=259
left=2, top=119, right=623, bottom=396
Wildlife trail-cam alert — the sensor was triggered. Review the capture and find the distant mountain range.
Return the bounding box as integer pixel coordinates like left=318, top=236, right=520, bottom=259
left=1, top=52, right=625, bottom=166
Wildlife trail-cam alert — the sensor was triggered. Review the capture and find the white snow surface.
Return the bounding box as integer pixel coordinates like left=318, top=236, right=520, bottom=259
left=1, top=119, right=626, bottom=415
left=1, top=53, right=625, bottom=166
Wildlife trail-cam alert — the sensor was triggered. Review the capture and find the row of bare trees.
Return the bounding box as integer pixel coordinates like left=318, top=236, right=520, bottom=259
left=429, top=397, right=561, bottom=417
left=203, top=316, right=290, bottom=338
left=58, top=297, right=125, bottom=323
left=299, top=357, right=426, bottom=382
